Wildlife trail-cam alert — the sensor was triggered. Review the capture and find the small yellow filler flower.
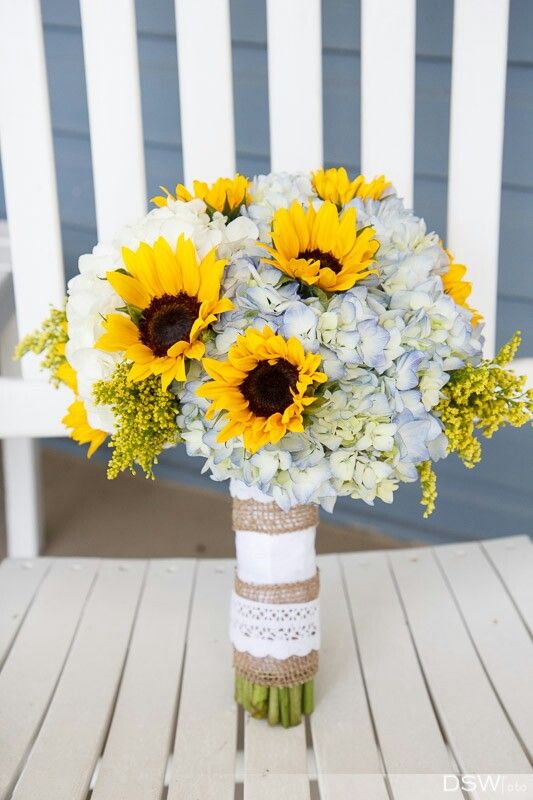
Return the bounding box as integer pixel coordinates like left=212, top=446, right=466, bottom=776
left=442, top=250, right=483, bottom=326
left=197, top=325, right=327, bottom=453
left=97, top=235, right=232, bottom=390
left=260, top=200, right=379, bottom=292
left=152, top=174, right=249, bottom=216
left=312, top=167, right=390, bottom=205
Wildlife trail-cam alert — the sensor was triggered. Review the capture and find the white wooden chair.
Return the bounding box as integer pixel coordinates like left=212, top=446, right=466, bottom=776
left=0, top=0, right=531, bottom=559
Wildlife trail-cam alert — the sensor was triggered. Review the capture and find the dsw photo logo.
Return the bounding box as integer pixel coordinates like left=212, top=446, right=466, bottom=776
left=444, top=774, right=529, bottom=794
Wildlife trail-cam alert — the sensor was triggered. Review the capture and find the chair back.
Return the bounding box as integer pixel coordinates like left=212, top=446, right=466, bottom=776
left=0, top=0, right=521, bottom=442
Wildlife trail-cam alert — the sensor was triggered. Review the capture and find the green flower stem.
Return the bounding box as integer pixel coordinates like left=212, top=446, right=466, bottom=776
left=289, top=685, right=302, bottom=727
left=303, top=680, right=314, bottom=715
left=251, top=684, right=268, bottom=719
left=279, top=688, right=290, bottom=728
left=243, top=678, right=253, bottom=713
left=268, top=687, right=279, bottom=726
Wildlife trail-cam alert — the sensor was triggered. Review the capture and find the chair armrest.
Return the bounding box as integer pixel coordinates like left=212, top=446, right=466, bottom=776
left=0, top=377, right=70, bottom=437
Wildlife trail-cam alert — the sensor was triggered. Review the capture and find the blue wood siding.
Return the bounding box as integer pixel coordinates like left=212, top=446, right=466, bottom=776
left=1, top=0, right=531, bottom=542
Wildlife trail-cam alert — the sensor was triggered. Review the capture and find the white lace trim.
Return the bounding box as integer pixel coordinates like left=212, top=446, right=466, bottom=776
left=230, top=592, right=320, bottom=659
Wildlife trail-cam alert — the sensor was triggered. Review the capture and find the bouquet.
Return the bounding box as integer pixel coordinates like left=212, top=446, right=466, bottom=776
left=19, top=168, right=533, bottom=726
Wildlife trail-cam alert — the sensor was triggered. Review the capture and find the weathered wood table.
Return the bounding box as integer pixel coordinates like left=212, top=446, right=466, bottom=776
left=0, top=536, right=532, bottom=800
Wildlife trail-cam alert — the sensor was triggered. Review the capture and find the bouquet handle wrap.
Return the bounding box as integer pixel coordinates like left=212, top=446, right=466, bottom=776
left=230, top=480, right=320, bottom=724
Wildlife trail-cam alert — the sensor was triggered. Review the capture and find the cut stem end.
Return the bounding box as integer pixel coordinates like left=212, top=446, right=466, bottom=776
left=235, top=674, right=314, bottom=727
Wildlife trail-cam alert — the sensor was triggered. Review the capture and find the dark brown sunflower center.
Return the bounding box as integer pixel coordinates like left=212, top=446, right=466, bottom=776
left=240, top=358, right=299, bottom=417
left=139, top=292, right=200, bottom=356
left=300, top=247, right=342, bottom=274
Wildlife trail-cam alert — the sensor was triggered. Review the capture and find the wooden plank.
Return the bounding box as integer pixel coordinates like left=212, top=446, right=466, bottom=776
left=436, top=541, right=533, bottom=759
left=169, top=560, right=237, bottom=800
left=91, top=559, right=195, bottom=800
left=482, top=536, right=533, bottom=635
left=80, top=0, right=147, bottom=240
left=244, top=717, right=309, bottom=800
left=0, top=559, right=98, bottom=800
left=0, top=0, right=64, bottom=375
left=389, top=547, right=530, bottom=774
left=266, top=0, right=323, bottom=172
left=0, top=559, right=50, bottom=666
left=361, top=0, right=416, bottom=206
left=342, top=551, right=462, bottom=800
left=10, top=560, right=146, bottom=800
left=175, top=0, right=235, bottom=184
left=310, top=556, right=388, bottom=800
left=447, top=0, right=510, bottom=356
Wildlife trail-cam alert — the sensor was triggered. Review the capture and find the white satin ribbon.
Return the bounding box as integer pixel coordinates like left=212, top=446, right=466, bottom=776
left=235, top=528, right=317, bottom=585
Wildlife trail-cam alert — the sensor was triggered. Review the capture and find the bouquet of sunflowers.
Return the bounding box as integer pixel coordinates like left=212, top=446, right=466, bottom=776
left=19, top=167, right=533, bottom=727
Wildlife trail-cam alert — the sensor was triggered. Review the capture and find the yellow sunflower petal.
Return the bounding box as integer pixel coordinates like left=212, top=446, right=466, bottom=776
left=106, top=270, right=151, bottom=309
left=175, top=235, right=200, bottom=296
left=97, top=314, right=140, bottom=352
left=152, top=237, right=182, bottom=295
left=63, top=399, right=107, bottom=458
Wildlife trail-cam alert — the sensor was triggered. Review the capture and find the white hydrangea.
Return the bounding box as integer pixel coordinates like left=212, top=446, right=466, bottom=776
left=245, top=171, right=315, bottom=241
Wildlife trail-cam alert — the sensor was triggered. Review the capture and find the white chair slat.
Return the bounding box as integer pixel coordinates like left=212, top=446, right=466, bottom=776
left=312, top=556, right=388, bottom=800
left=175, top=0, right=235, bottom=186
left=266, top=0, right=323, bottom=173
left=168, top=560, right=236, bottom=800
left=0, top=0, right=64, bottom=377
left=0, top=560, right=98, bottom=800
left=92, top=560, right=195, bottom=800
left=80, top=0, right=147, bottom=241
left=482, top=536, right=533, bottom=635
left=361, top=0, right=416, bottom=207
left=0, top=319, right=45, bottom=558
left=447, top=0, right=510, bottom=357
left=0, top=559, right=50, bottom=667
left=0, top=378, right=70, bottom=438
left=244, top=712, right=309, bottom=800
left=11, top=560, right=146, bottom=800
left=436, top=542, right=533, bottom=759
left=389, top=548, right=530, bottom=774
left=0, top=222, right=13, bottom=324
left=342, top=552, right=462, bottom=800
left=1, top=439, right=44, bottom=558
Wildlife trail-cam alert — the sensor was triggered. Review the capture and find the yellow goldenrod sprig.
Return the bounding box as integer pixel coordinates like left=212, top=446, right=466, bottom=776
left=436, top=332, right=533, bottom=469
left=417, top=461, right=437, bottom=518
left=419, top=333, right=532, bottom=516
left=93, top=363, right=181, bottom=479
left=15, top=306, right=68, bottom=385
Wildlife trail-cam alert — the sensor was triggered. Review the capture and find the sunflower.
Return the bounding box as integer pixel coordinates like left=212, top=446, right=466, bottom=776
left=260, top=200, right=379, bottom=292
left=312, top=167, right=390, bottom=206
left=197, top=326, right=327, bottom=453
left=62, top=399, right=107, bottom=458
left=442, top=250, right=483, bottom=326
left=152, top=174, right=249, bottom=218
left=54, top=344, right=107, bottom=457
left=96, top=235, right=233, bottom=390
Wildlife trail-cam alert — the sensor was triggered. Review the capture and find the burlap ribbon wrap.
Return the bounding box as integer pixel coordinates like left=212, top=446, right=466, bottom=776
left=230, top=480, right=320, bottom=688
